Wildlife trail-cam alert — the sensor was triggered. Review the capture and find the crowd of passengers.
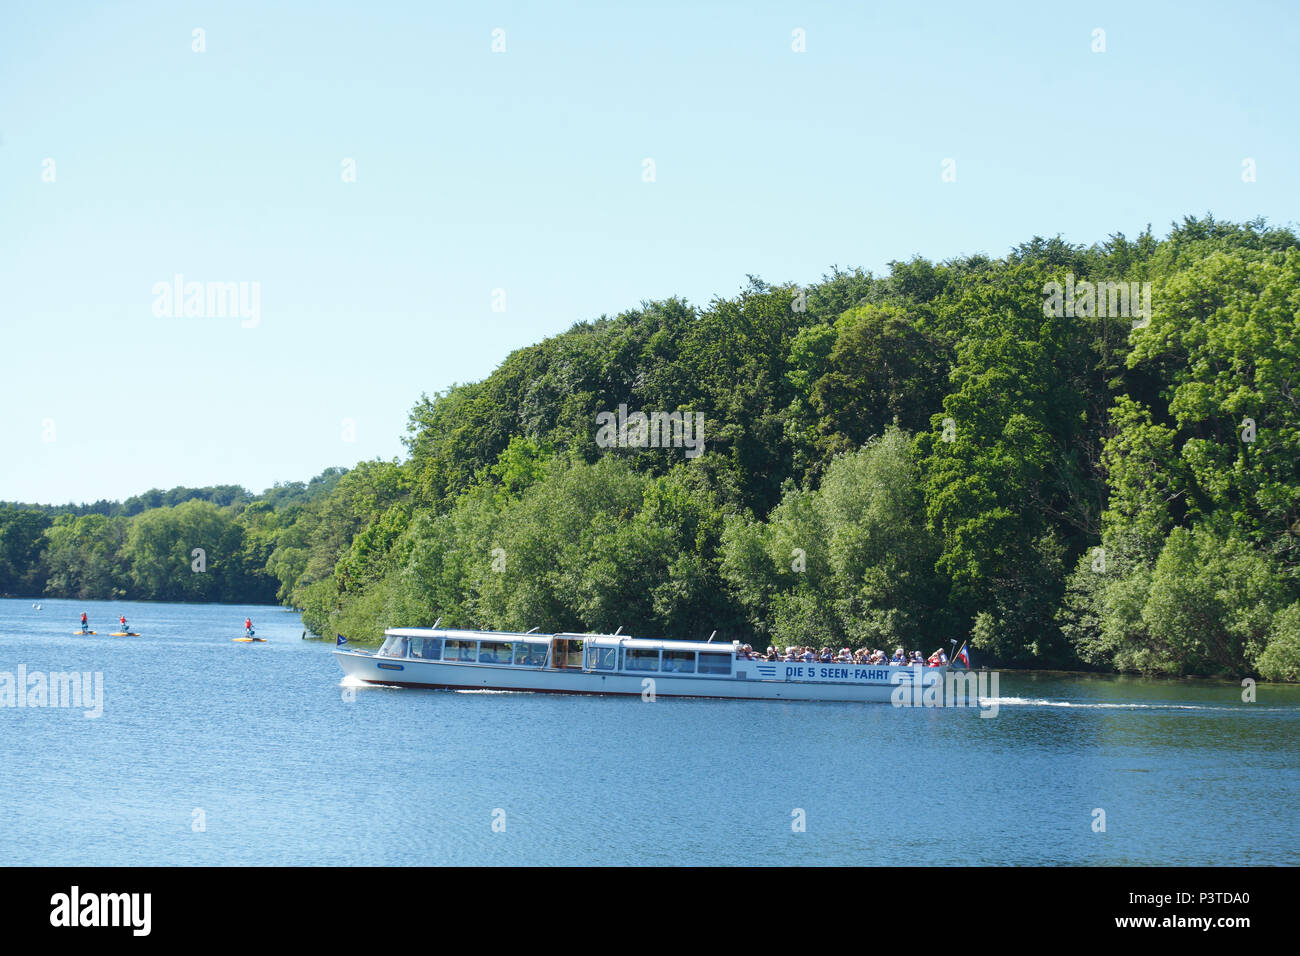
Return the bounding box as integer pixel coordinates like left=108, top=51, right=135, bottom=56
left=733, top=644, right=950, bottom=667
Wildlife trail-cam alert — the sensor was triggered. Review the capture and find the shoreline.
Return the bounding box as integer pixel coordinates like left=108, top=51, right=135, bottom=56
left=6, top=596, right=1294, bottom=685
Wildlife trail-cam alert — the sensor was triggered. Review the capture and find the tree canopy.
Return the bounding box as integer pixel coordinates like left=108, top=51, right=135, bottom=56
left=6, top=216, right=1299, bottom=680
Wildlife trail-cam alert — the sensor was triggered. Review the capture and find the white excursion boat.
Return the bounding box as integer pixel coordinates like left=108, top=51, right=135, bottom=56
left=334, top=627, right=960, bottom=703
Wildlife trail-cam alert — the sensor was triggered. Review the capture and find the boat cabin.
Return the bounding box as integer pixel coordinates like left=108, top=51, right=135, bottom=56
left=374, top=628, right=738, bottom=678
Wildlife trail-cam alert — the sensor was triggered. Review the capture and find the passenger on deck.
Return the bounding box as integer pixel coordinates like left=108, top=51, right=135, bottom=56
left=765, top=646, right=778, bottom=661
left=838, top=647, right=853, bottom=662
left=891, top=647, right=906, bottom=664
left=801, top=647, right=816, bottom=663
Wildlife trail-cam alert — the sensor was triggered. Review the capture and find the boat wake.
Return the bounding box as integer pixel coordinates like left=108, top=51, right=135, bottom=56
left=984, top=697, right=1294, bottom=712
left=453, top=689, right=518, bottom=695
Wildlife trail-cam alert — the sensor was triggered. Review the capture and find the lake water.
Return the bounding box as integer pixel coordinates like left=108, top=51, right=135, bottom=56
left=2, top=597, right=1298, bottom=865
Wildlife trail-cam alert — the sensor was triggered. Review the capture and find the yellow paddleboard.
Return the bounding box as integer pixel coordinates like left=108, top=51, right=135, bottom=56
left=233, top=637, right=266, bottom=643
left=109, top=631, right=140, bottom=636
left=72, top=630, right=96, bottom=635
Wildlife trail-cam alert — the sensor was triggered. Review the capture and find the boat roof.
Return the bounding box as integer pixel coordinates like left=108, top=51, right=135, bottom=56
left=384, top=627, right=550, bottom=640
left=383, top=627, right=739, bottom=652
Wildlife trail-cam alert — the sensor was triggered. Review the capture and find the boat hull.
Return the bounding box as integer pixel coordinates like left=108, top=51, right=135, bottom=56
left=335, top=649, right=942, bottom=703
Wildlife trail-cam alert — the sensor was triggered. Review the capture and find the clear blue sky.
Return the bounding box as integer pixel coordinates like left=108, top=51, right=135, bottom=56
left=2, top=0, right=1297, bottom=504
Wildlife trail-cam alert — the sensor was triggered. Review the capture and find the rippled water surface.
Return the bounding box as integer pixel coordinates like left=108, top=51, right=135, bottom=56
left=2, top=598, right=1298, bottom=865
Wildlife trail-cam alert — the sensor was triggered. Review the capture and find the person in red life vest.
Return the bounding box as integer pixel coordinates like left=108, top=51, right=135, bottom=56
left=80, top=612, right=88, bottom=631
left=119, top=614, right=127, bottom=631
left=244, top=617, right=254, bottom=637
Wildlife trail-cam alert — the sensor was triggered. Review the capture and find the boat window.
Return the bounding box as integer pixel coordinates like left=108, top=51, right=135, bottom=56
left=662, top=650, right=696, bottom=674
left=698, top=652, right=732, bottom=675
left=623, top=647, right=660, bottom=672
left=512, top=642, right=547, bottom=666
left=382, top=635, right=413, bottom=658
left=444, top=639, right=478, bottom=662
left=378, top=635, right=407, bottom=658
left=409, top=637, right=441, bottom=660
left=585, top=645, right=617, bottom=671
left=479, top=641, right=511, bottom=664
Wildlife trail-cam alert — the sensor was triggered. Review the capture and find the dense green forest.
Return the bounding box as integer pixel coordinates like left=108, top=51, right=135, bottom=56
left=4, top=216, right=1299, bottom=681
left=0, top=471, right=347, bottom=605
